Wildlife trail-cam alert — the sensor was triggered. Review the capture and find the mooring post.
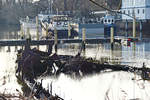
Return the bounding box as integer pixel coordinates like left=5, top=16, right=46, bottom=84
left=36, top=16, right=39, bottom=49
left=133, top=42, right=136, bottom=58
left=133, top=13, right=136, bottom=38
left=7, top=46, right=10, bottom=52
left=68, top=22, right=71, bottom=38
left=110, top=26, right=114, bottom=48
left=15, top=31, right=18, bottom=52
left=45, top=24, right=49, bottom=51
left=125, top=20, right=128, bottom=37
left=21, top=24, right=24, bottom=39
left=7, top=32, right=10, bottom=52
left=20, top=24, right=24, bottom=49
left=110, top=45, right=114, bottom=63
left=46, top=24, right=49, bottom=38
left=140, top=20, right=142, bottom=40
left=54, top=28, right=58, bottom=53
left=50, top=82, right=53, bottom=95
left=27, top=27, right=31, bottom=39
left=26, top=16, right=31, bottom=39
left=82, top=28, right=86, bottom=51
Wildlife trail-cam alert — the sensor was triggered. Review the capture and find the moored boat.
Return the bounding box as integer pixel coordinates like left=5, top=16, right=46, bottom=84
left=41, top=15, right=79, bottom=39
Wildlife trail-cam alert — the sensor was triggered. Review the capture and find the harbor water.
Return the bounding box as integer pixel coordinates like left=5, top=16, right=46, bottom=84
left=1, top=25, right=150, bottom=100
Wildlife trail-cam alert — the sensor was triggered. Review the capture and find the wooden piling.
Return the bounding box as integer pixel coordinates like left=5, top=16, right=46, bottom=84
left=7, top=46, right=10, bottom=52
left=54, top=28, right=58, bottom=53
left=21, top=24, right=24, bottom=39
left=36, top=16, right=39, bottom=49
left=50, top=82, right=53, bottom=95
left=68, top=23, right=71, bottom=38
left=110, top=27, right=114, bottom=43
left=20, top=24, right=24, bottom=49
left=140, top=21, right=142, bottom=40
left=46, top=24, right=49, bottom=38
left=133, top=14, right=136, bottom=38
left=27, top=27, right=31, bottom=39
left=133, top=42, right=136, bottom=58
left=110, top=27, right=114, bottom=48
left=82, top=28, right=86, bottom=43
left=7, top=32, right=11, bottom=52
left=36, top=16, right=39, bottom=40
left=26, top=16, right=31, bottom=39
left=82, top=28, right=86, bottom=51
left=125, top=20, right=128, bottom=37
left=45, top=24, right=49, bottom=51
left=15, top=31, right=18, bottom=52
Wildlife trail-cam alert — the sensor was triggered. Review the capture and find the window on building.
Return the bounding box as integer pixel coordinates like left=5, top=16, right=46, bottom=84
left=123, top=10, right=125, bottom=14
left=112, top=19, right=114, bottom=23
left=128, top=10, right=130, bottom=15
left=137, top=9, right=140, bottom=14
left=143, top=9, right=145, bottom=14
left=132, top=9, right=134, bottom=14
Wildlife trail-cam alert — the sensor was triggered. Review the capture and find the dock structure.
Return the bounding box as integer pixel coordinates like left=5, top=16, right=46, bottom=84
left=0, top=37, right=139, bottom=47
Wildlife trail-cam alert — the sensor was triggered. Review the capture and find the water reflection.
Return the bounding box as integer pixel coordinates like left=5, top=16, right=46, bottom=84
left=0, top=39, right=149, bottom=66
left=110, top=43, right=122, bottom=65
left=1, top=26, right=150, bottom=99
left=0, top=25, right=20, bottom=39
left=0, top=47, right=22, bottom=94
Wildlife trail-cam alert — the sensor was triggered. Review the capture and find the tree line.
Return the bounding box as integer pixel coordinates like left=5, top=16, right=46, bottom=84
left=0, top=0, right=120, bottom=25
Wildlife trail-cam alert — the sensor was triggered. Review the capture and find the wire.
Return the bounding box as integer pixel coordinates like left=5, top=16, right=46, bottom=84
left=117, top=0, right=122, bottom=10
left=89, top=0, right=114, bottom=13
left=88, top=0, right=135, bottom=19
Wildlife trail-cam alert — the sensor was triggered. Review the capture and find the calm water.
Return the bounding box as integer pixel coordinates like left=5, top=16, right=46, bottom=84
left=1, top=25, right=150, bottom=100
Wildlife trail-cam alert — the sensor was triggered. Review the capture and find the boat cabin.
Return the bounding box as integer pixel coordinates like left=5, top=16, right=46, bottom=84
left=102, top=14, right=115, bottom=25
left=48, top=15, right=71, bottom=30
left=51, top=15, right=71, bottom=26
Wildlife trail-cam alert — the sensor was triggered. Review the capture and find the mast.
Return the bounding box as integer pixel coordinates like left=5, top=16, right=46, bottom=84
left=105, top=0, right=108, bottom=8
left=48, top=0, right=53, bottom=14
left=64, top=0, right=67, bottom=13
left=51, top=0, right=53, bottom=14
left=105, top=0, right=108, bottom=14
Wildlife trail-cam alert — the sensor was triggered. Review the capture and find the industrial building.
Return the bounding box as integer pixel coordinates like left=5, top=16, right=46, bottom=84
left=121, top=0, right=150, bottom=20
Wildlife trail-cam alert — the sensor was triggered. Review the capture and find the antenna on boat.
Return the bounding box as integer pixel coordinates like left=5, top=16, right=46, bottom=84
left=51, top=0, right=53, bottom=14
left=105, top=0, right=109, bottom=15
left=48, top=0, right=53, bottom=14
left=56, top=8, right=59, bottom=15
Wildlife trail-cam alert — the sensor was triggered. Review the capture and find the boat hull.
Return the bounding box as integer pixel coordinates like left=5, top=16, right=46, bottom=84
left=78, top=23, right=105, bottom=38
left=48, top=29, right=78, bottom=39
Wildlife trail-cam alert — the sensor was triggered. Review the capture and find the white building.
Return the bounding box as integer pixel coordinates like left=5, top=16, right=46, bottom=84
left=121, top=0, right=150, bottom=20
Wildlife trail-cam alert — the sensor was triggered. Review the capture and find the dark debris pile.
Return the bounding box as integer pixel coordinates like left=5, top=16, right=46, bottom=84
left=15, top=40, right=150, bottom=100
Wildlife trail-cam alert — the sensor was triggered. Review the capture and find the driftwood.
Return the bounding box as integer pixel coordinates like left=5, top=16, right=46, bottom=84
left=15, top=39, right=150, bottom=99
left=15, top=39, right=64, bottom=100
left=16, top=44, right=150, bottom=80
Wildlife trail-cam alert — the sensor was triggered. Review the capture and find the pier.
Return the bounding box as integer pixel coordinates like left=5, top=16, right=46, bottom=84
left=0, top=37, right=139, bottom=46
